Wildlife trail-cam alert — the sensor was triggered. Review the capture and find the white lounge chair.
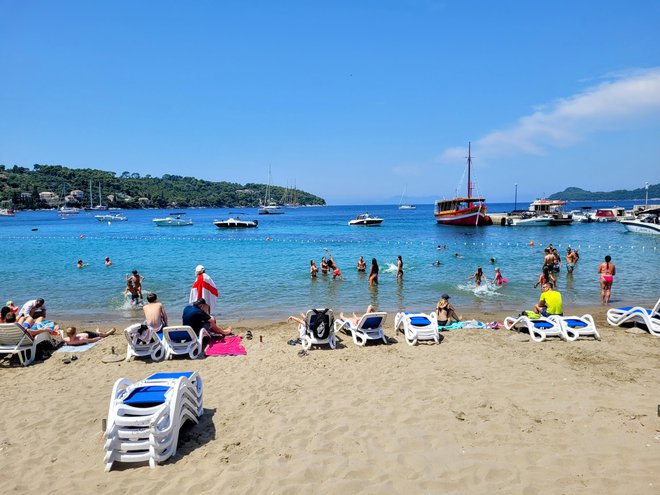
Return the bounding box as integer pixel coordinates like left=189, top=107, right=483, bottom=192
left=0, top=323, right=59, bottom=366
left=334, top=312, right=388, bottom=346
left=607, top=298, right=660, bottom=337
left=161, top=326, right=209, bottom=359
left=296, top=309, right=336, bottom=351
left=104, top=372, right=203, bottom=471
left=124, top=323, right=166, bottom=362
left=394, top=312, right=439, bottom=345
left=504, top=315, right=568, bottom=342
left=549, top=314, right=600, bottom=341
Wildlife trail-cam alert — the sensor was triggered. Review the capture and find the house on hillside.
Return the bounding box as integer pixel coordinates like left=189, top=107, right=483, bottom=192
left=39, top=191, right=59, bottom=206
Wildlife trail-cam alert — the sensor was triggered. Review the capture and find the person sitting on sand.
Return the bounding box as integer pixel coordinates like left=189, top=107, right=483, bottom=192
left=182, top=298, right=232, bottom=337
left=64, top=326, right=116, bottom=345
left=534, top=282, right=563, bottom=316
left=143, top=292, right=168, bottom=332
left=339, top=305, right=378, bottom=326
left=436, top=294, right=462, bottom=326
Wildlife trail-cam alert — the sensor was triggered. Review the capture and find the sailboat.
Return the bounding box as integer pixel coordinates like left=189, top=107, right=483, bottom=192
left=258, top=167, right=284, bottom=215
left=87, top=180, right=109, bottom=211
left=434, top=142, right=492, bottom=226
left=398, top=186, right=416, bottom=210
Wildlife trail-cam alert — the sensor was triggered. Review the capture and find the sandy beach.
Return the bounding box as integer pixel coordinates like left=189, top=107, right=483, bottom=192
left=1, top=306, right=658, bottom=494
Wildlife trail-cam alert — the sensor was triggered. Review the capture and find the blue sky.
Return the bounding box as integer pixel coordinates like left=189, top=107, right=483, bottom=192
left=1, top=1, right=659, bottom=204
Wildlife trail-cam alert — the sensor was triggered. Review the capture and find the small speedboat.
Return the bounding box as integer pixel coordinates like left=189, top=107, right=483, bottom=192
left=213, top=217, right=258, bottom=229
left=152, top=212, right=193, bottom=226
left=0, top=208, right=15, bottom=216
left=348, top=213, right=384, bottom=226
left=507, top=216, right=552, bottom=226
left=95, top=213, right=127, bottom=222
left=620, top=215, right=660, bottom=235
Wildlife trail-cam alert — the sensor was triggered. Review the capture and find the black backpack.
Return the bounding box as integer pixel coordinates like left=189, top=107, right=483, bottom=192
left=309, top=309, right=331, bottom=339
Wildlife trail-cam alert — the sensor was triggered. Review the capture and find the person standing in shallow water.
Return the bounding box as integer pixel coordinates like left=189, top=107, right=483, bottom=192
left=597, top=255, right=616, bottom=304
left=396, top=255, right=403, bottom=282
left=369, top=258, right=379, bottom=286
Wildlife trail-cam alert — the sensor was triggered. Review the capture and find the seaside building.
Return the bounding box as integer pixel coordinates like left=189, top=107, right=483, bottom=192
left=38, top=191, right=59, bottom=206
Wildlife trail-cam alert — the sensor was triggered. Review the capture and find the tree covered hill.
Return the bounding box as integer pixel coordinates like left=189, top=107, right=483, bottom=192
left=0, top=164, right=325, bottom=209
left=548, top=183, right=660, bottom=201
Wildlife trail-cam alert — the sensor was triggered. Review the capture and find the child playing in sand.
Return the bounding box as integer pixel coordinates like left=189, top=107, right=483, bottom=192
left=64, top=326, right=116, bottom=345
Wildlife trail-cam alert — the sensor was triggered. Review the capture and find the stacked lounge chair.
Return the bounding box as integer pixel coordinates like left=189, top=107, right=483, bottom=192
left=104, top=372, right=203, bottom=471
left=607, top=298, right=660, bottom=336
left=394, top=312, right=439, bottom=345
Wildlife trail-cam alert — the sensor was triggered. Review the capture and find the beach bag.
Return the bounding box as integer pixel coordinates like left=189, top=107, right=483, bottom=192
left=309, top=309, right=331, bottom=339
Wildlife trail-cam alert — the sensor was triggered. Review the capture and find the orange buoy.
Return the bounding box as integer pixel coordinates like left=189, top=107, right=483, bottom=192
left=80, top=235, right=85, bottom=239
left=529, top=241, right=534, bottom=246
left=266, top=236, right=271, bottom=241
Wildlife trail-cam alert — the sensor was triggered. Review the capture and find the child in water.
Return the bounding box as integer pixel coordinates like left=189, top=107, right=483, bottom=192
left=494, top=267, right=507, bottom=286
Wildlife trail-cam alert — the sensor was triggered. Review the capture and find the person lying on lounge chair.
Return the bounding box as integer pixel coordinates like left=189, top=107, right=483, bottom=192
left=339, top=305, right=377, bottom=326
left=64, top=326, right=116, bottom=345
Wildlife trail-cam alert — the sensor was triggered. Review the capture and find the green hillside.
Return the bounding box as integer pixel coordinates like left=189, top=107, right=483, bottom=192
left=0, top=164, right=325, bottom=209
left=548, top=184, right=660, bottom=201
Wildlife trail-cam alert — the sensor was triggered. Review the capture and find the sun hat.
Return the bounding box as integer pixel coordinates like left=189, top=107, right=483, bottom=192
left=195, top=264, right=205, bottom=274
left=441, top=293, right=450, bottom=299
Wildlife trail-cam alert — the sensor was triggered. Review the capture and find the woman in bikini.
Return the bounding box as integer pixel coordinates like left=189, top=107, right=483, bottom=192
left=467, top=267, right=487, bottom=286
left=368, top=258, right=379, bottom=286
left=534, top=267, right=555, bottom=289
left=597, top=255, right=616, bottom=304
left=310, top=260, right=318, bottom=278
left=320, top=257, right=329, bottom=275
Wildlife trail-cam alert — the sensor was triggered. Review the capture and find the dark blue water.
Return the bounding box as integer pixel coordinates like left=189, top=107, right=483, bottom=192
left=0, top=201, right=658, bottom=324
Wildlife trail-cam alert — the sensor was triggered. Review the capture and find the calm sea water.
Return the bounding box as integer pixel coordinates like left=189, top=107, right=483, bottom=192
left=1, top=202, right=658, bottom=324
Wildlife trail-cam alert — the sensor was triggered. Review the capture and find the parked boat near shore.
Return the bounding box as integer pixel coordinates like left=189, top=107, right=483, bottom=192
left=434, top=143, right=491, bottom=226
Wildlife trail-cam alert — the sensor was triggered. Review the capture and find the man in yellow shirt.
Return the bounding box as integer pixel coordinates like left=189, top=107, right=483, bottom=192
left=534, top=282, right=563, bottom=316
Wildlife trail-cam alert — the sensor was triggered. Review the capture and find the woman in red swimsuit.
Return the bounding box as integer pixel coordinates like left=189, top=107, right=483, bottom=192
left=597, top=255, right=616, bottom=304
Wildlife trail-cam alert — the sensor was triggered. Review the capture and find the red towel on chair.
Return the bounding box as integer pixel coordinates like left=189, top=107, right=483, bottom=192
left=205, top=336, right=247, bottom=356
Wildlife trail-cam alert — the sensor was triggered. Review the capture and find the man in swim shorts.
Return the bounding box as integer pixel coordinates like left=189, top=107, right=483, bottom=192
left=566, top=248, right=578, bottom=273
left=597, top=255, right=616, bottom=304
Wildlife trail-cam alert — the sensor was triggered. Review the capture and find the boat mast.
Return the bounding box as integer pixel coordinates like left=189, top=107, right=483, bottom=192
left=89, top=180, right=93, bottom=209
left=467, top=142, right=472, bottom=204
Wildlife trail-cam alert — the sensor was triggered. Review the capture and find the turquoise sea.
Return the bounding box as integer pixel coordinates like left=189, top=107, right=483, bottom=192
left=1, top=202, right=658, bottom=325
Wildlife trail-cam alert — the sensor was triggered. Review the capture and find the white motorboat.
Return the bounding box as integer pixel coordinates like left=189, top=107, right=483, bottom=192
left=0, top=208, right=15, bottom=217
left=152, top=212, right=193, bottom=226
left=527, top=199, right=573, bottom=225
left=258, top=204, right=285, bottom=215
left=95, top=213, right=127, bottom=222
left=507, top=215, right=553, bottom=226
left=213, top=217, right=258, bottom=229
left=348, top=213, right=384, bottom=226
left=58, top=206, right=80, bottom=216
left=620, top=214, right=660, bottom=235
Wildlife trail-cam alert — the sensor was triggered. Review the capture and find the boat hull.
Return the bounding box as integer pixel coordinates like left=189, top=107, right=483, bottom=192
left=214, top=220, right=258, bottom=228
left=621, top=220, right=660, bottom=235
left=152, top=219, right=193, bottom=226
left=258, top=207, right=284, bottom=215
left=435, top=208, right=491, bottom=226
left=509, top=217, right=552, bottom=226
left=348, top=219, right=383, bottom=226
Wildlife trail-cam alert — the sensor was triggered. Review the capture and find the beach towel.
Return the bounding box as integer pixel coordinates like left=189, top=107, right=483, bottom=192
left=438, top=322, right=463, bottom=331
left=56, top=342, right=99, bottom=353
left=204, top=336, right=246, bottom=356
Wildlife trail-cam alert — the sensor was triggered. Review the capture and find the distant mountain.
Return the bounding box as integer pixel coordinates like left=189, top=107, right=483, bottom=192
left=548, top=184, right=660, bottom=201
left=0, top=164, right=325, bottom=209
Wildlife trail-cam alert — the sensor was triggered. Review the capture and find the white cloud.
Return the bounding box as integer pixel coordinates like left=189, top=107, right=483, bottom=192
left=441, top=67, right=660, bottom=159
